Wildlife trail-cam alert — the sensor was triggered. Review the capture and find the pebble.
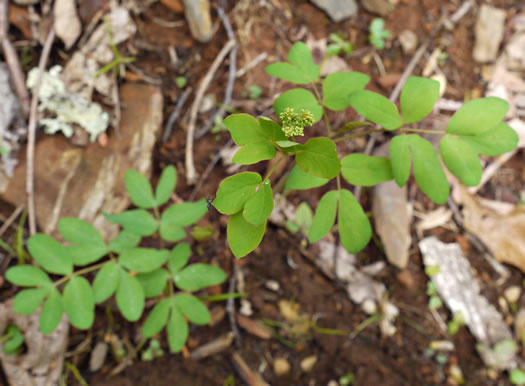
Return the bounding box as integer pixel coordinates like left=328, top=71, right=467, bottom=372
left=300, top=355, right=317, bottom=372
left=361, top=0, right=392, bottom=16
left=89, top=342, right=108, bottom=372
left=309, top=0, right=358, bottom=22
left=504, top=286, right=521, bottom=303
left=182, top=0, right=213, bottom=43
left=362, top=299, right=377, bottom=315
left=398, top=30, right=417, bottom=54
left=274, top=358, right=291, bottom=376
left=473, top=5, right=506, bottom=63
left=265, top=280, right=280, bottom=292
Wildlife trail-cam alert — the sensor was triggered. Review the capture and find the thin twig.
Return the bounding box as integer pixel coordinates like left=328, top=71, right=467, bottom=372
left=185, top=39, right=236, bottom=185
left=0, top=205, right=24, bottom=238
left=0, top=0, right=30, bottom=115
left=26, top=27, right=56, bottom=236
left=162, top=87, right=192, bottom=143
left=196, top=6, right=238, bottom=139
left=235, top=52, right=267, bottom=78
left=189, top=138, right=234, bottom=201
left=226, top=263, right=242, bottom=348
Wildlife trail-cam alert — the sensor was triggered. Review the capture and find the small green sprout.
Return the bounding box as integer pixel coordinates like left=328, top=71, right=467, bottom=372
left=176, top=76, right=187, bottom=89
left=279, top=107, right=315, bottom=137
left=369, top=18, right=392, bottom=50
left=327, top=33, right=352, bottom=56
left=249, top=84, right=263, bottom=100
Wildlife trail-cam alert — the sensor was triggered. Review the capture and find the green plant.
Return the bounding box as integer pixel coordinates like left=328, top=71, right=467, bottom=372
left=1, top=325, right=24, bottom=355
left=249, top=84, right=263, bottom=100
left=212, top=41, right=519, bottom=258
left=176, top=76, right=188, bottom=89
left=94, top=18, right=136, bottom=77
left=327, top=33, right=352, bottom=56
left=369, top=18, right=391, bottom=50
left=4, top=166, right=227, bottom=353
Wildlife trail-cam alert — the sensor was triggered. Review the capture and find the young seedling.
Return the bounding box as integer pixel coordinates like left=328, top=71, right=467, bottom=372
left=369, top=18, right=392, bottom=50
left=5, top=166, right=227, bottom=354
left=327, top=33, right=352, bottom=56
left=213, top=41, right=519, bottom=259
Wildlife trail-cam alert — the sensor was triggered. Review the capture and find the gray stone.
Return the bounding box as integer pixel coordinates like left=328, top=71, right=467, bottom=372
left=182, top=0, right=213, bottom=43
left=361, top=0, right=392, bottom=16
left=310, top=0, right=358, bottom=22
left=473, top=5, right=506, bottom=63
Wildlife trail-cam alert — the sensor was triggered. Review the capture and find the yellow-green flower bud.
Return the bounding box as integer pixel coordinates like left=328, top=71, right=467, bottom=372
left=279, top=107, right=314, bottom=138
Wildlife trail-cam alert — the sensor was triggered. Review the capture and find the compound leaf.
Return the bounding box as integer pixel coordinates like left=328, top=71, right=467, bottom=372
left=39, top=288, right=63, bottom=334
left=142, top=298, right=172, bottom=338
left=341, top=154, right=393, bottom=186
left=227, top=212, right=266, bottom=259
left=439, top=134, right=482, bottom=187
left=309, top=190, right=338, bottom=243
left=119, top=248, right=170, bottom=273
left=174, top=294, right=211, bottom=325
left=400, top=76, right=440, bottom=124
left=174, top=264, right=227, bottom=292
left=284, top=164, right=329, bottom=193
left=125, top=169, right=156, bottom=209
left=296, top=137, right=341, bottom=179
left=273, top=89, right=323, bottom=124
left=213, top=172, right=261, bottom=215
left=93, top=261, right=120, bottom=303
left=348, top=90, right=402, bottom=130
left=322, top=72, right=370, bottom=111
left=446, top=97, right=509, bottom=136
left=104, top=210, right=158, bottom=236
left=243, top=182, right=274, bottom=226
left=338, top=189, right=372, bottom=253
left=63, top=276, right=95, bottom=330
left=155, top=165, right=177, bottom=206
left=6, top=266, right=51, bottom=287
left=27, top=234, right=72, bottom=276
left=116, top=270, right=145, bottom=321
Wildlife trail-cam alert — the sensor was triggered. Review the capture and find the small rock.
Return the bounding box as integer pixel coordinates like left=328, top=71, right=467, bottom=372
left=378, top=73, right=402, bottom=89
left=265, top=280, right=280, bottom=292
left=398, top=30, right=417, bottom=54
left=89, top=342, right=108, bottom=372
left=504, top=286, right=521, bottom=303
left=199, top=94, right=216, bottom=113
left=506, top=33, right=525, bottom=70
left=514, top=308, right=525, bottom=341
left=361, top=0, right=392, bottom=16
left=309, top=0, right=358, bottom=22
left=473, top=5, right=506, bottom=63
left=274, top=358, right=291, bottom=376
left=300, top=355, right=317, bottom=372
left=182, top=0, right=213, bottom=43
left=396, top=270, right=415, bottom=288
left=279, top=300, right=299, bottom=323
left=321, top=55, right=350, bottom=76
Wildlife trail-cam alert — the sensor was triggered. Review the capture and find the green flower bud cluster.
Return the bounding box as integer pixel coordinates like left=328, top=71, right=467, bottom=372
left=279, top=107, right=315, bottom=137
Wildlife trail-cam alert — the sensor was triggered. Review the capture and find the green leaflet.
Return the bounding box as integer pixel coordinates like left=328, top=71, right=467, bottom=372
left=446, top=97, right=509, bottom=136
left=93, top=262, right=120, bottom=303
left=284, top=164, right=329, bottom=193
left=338, top=189, right=372, bottom=254
left=265, top=42, right=320, bottom=84
left=439, top=134, right=482, bottom=187
left=136, top=269, right=170, bottom=298
left=389, top=135, right=412, bottom=187
left=63, top=276, right=95, bottom=330
left=460, top=122, right=518, bottom=156
left=13, top=287, right=49, bottom=315
left=348, top=90, right=402, bottom=130
left=174, top=293, right=211, bottom=325
left=232, top=141, right=276, bottom=165
left=27, top=234, right=73, bottom=276
left=174, top=264, right=227, bottom=291
left=39, top=289, right=63, bottom=334
left=6, top=266, right=51, bottom=287
left=340, top=154, right=393, bottom=186
left=400, top=76, right=440, bottom=124
left=155, top=165, right=177, bottom=206
left=322, top=72, right=370, bottom=111
left=142, top=298, right=172, bottom=338
left=104, top=210, right=158, bottom=236
left=227, top=212, right=266, bottom=259
left=213, top=172, right=261, bottom=215
left=125, top=169, right=157, bottom=209
left=295, top=137, right=341, bottom=179
left=168, top=243, right=191, bottom=274
left=309, top=190, right=338, bottom=243
left=243, top=182, right=274, bottom=226
left=116, top=269, right=145, bottom=321
left=167, top=306, right=188, bottom=352
left=119, top=248, right=170, bottom=273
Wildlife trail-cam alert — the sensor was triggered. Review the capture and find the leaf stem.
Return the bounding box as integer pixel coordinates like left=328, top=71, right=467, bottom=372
left=310, top=82, right=333, bottom=137
left=263, top=154, right=285, bottom=183
left=401, top=128, right=445, bottom=135
left=53, top=261, right=109, bottom=288
left=334, top=128, right=385, bottom=142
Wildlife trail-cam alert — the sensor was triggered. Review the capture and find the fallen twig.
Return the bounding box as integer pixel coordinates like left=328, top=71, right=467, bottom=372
left=26, top=27, right=56, bottom=236
left=0, top=205, right=24, bottom=238
left=226, top=262, right=242, bottom=348
left=0, top=0, right=30, bottom=115
left=162, top=87, right=192, bottom=143
left=196, top=6, right=238, bottom=139
left=232, top=352, right=269, bottom=386
left=185, top=38, right=236, bottom=185
left=235, top=52, right=268, bottom=78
